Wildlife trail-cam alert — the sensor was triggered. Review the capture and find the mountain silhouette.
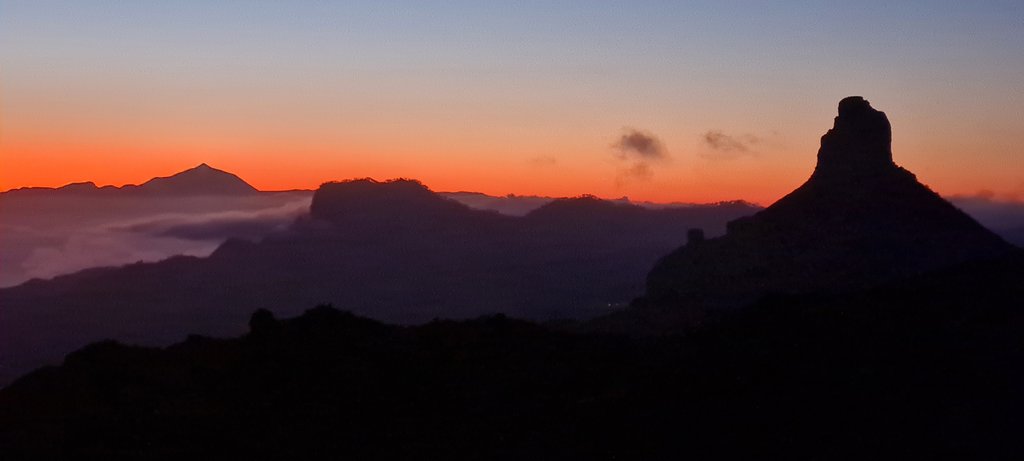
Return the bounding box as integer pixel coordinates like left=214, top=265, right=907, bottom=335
left=130, top=163, right=258, bottom=195
left=3, top=98, right=1023, bottom=458
left=309, top=179, right=508, bottom=231
left=1, top=163, right=258, bottom=197
left=0, top=178, right=757, bottom=385
left=645, top=97, right=1013, bottom=309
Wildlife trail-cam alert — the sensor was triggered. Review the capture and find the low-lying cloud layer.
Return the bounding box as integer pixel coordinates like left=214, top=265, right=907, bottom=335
left=115, top=204, right=308, bottom=241
left=0, top=196, right=311, bottom=287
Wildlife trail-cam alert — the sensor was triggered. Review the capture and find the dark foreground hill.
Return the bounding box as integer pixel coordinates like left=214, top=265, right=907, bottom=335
left=0, top=181, right=757, bottom=385
left=2, top=251, right=1022, bottom=460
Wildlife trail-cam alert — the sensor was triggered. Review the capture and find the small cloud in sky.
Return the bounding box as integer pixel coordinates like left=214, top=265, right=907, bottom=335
left=701, top=130, right=760, bottom=160
left=975, top=189, right=997, bottom=200
left=611, top=128, right=668, bottom=184
left=615, top=162, right=653, bottom=186
left=528, top=156, right=558, bottom=167
left=1011, top=182, right=1024, bottom=201
left=613, top=129, right=667, bottom=160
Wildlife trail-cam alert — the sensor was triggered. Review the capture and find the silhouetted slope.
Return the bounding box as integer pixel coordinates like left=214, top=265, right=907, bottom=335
left=646, top=97, right=1012, bottom=309
left=0, top=178, right=758, bottom=385
left=2, top=252, right=1022, bottom=459
left=1005, top=227, right=1024, bottom=247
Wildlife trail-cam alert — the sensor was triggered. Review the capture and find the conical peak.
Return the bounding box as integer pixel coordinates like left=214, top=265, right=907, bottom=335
left=136, top=163, right=257, bottom=195
left=813, top=96, right=895, bottom=180
left=184, top=163, right=217, bottom=174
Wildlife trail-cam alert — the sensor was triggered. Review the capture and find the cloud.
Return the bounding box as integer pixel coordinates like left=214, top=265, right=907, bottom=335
left=613, top=129, right=667, bottom=160
left=1011, top=182, right=1024, bottom=202
left=951, top=189, right=1024, bottom=205
left=528, top=156, right=558, bottom=167
left=615, top=163, right=653, bottom=186
left=18, top=231, right=222, bottom=284
left=701, top=130, right=760, bottom=160
left=611, top=128, right=668, bottom=184
left=115, top=199, right=309, bottom=241
left=3, top=197, right=311, bottom=287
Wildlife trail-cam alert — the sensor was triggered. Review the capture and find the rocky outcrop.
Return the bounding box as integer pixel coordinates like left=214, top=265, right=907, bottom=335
left=646, top=97, right=1013, bottom=308
left=309, top=178, right=490, bottom=229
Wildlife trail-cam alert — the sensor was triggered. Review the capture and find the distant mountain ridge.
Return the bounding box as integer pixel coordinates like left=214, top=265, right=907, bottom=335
left=5, top=165, right=1019, bottom=246
left=0, top=177, right=759, bottom=385
left=2, top=163, right=258, bottom=197
left=0, top=165, right=762, bottom=290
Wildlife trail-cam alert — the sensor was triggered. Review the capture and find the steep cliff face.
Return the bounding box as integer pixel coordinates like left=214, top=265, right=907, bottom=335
left=646, top=97, right=1012, bottom=307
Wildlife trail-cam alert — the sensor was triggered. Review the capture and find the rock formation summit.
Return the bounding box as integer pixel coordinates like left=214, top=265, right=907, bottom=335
left=646, top=97, right=1012, bottom=307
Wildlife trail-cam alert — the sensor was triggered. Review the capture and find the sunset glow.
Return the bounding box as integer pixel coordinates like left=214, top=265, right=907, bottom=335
left=2, top=1, right=1022, bottom=204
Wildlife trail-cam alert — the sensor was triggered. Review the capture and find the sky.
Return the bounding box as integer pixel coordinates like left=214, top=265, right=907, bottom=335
left=1, top=1, right=1022, bottom=204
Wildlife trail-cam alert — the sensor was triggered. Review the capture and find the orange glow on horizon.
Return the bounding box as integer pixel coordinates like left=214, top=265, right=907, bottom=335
left=5, top=142, right=1019, bottom=206
left=2, top=139, right=810, bottom=205
left=3, top=92, right=1022, bottom=205
left=3, top=2, right=1023, bottom=207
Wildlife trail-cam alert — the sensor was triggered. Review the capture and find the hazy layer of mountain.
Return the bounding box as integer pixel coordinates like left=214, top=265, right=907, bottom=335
left=440, top=191, right=557, bottom=216
left=3, top=163, right=1016, bottom=289
left=645, top=97, right=1013, bottom=312
left=2, top=252, right=1021, bottom=459
left=442, top=191, right=1024, bottom=245
left=0, top=164, right=311, bottom=287
left=948, top=194, right=1024, bottom=247
left=0, top=179, right=758, bottom=385
left=441, top=190, right=761, bottom=217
